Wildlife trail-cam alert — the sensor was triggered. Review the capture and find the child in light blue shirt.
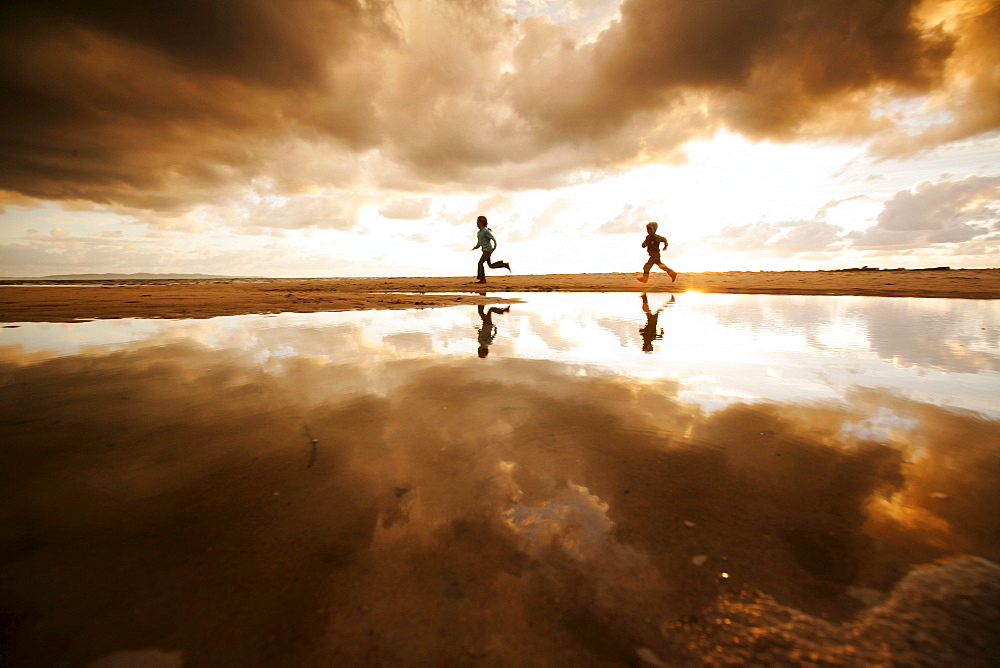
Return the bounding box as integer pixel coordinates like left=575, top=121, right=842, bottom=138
left=472, top=215, right=511, bottom=283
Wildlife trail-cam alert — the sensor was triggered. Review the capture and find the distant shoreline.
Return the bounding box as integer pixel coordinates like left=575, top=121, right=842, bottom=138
left=1, top=269, right=998, bottom=322
left=4, top=273, right=256, bottom=281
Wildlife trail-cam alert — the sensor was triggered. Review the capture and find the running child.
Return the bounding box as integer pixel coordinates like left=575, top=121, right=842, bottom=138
left=637, top=221, right=677, bottom=283
left=472, top=215, right=511, bottom=284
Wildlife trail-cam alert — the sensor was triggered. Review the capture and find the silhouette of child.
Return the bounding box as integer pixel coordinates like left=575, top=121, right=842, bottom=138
left=639, top=293, right=674, bottom=352
left=477, top=304, right=510, bottom=358
left=472, top=215, right=510, bottom=284
left=637, top=222, right=677, bottom=283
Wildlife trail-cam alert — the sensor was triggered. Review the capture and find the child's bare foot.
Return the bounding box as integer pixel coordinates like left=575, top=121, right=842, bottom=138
left=637, top=275, right=648, bottom=283
left=475, top=279, right=487, bottom=284
left=668, top=270, right=677, bottom=282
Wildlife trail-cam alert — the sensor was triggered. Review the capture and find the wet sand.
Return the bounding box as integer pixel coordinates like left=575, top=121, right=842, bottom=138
left=1, top=268, right=998, bottom=322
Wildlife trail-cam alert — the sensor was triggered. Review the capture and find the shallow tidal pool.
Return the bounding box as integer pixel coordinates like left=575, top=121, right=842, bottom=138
left=2, top=293, right=999, bottom=666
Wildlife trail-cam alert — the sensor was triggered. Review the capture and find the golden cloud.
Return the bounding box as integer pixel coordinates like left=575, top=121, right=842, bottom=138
left=0, top=0, right=997, bottom=213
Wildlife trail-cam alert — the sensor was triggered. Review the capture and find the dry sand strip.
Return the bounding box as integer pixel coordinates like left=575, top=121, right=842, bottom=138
left=0, top=269, right=998, bottom=322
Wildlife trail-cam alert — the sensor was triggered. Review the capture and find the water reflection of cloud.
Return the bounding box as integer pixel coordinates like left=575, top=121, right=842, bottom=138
left=594, top=316, right=634, bottom=348
left=505, top=484, right=622, bottom=561
left=517, top=309, right=579, bottom=353
left=861, top=299, right=1000, bottom=373
left=696, top=294, right=1000, bottom=375
left=3, top=335, right=998, bottom=664
left=381, top=331, right=434, bottom=354
left=3, top=293, right=999, bottom=420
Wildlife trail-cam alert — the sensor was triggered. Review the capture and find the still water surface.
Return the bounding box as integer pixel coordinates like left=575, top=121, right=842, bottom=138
left=6, top=292, right=998, bottom=415
left=2, top=293, right=999, bottom=665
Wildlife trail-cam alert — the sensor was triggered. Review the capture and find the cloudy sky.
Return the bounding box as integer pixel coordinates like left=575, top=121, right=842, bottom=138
left=1, top=0, right=998, bottom=277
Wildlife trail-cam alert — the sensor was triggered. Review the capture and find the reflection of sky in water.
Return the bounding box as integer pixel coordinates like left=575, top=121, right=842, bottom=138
left=2, top=292, right=998, bottom=415
left=4, top=293, right=1000, bottom=666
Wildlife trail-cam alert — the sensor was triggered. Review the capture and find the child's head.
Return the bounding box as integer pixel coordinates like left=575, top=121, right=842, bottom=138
left=477, top=215, right=488, bottom=228
left=646, top=221, right=658, bottom=233
left=478, top=346, right=489, bottom=358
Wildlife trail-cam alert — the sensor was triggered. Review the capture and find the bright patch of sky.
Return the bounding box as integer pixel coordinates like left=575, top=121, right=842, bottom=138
left=2, top=131, right=997, bottom=277
left=501, top=0, right=622, bottom=39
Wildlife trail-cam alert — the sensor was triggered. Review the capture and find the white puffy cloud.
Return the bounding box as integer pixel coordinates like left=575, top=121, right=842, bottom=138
left=876, top=175, right=999, bottom=231
left=851, top=175, right=1000, bottom=249
left=708, top=175, right=999, bottom=259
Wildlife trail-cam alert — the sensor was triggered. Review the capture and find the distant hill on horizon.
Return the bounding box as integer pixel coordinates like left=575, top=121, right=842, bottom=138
left=16, top=273, right=262, bottom=280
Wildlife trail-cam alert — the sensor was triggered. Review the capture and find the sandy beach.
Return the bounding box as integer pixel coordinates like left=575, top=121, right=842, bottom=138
left=2, top=275, right=999, bottom=665
left=1, top=268, right=998, bottom=322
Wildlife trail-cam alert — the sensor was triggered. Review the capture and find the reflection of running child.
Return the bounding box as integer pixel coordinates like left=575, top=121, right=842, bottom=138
left=639, top=293, right=674, bottom=352
left=477, top=304, right=510, bottom=358
left=637, top=221, right=677, bottom=283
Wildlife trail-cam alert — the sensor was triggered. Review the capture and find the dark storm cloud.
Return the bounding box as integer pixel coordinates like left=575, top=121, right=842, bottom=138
left=871, top=0, right=1000, bottom=156
left=512, top=0, right=969, bottom=141
left=381, top=0, right=997, bottom=188
left=3, top=0, right=333, bottom=85
left=0, top=0, right=998, bottom=215
left=0, top=0, right=386, bottom=207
